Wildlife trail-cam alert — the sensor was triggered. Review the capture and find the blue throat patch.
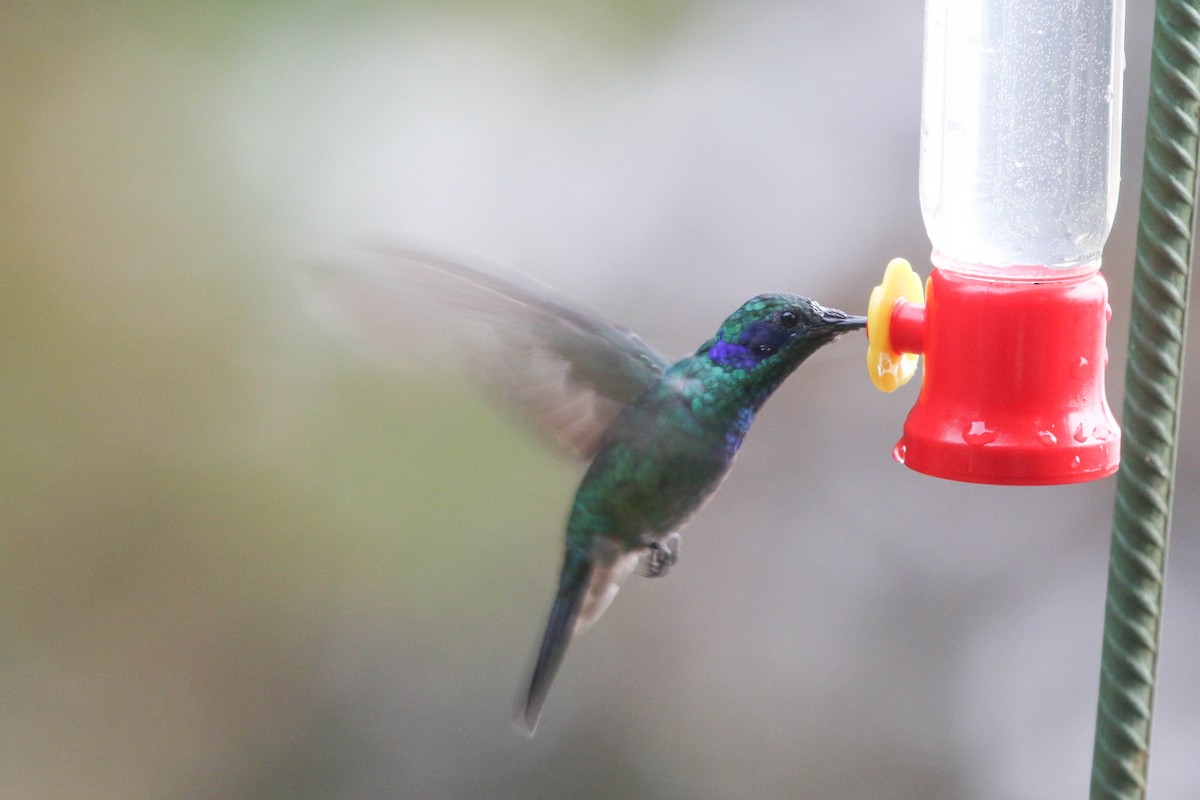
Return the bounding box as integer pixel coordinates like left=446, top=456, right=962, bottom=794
left=708, top=338, right=757, bottom=369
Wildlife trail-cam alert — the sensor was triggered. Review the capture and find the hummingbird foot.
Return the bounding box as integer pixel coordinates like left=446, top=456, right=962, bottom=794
left=636, top=532, right=681, bottom=578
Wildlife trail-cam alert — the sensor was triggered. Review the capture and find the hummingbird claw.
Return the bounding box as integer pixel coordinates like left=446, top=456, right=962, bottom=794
left=637, top=533, right=681, bottom=578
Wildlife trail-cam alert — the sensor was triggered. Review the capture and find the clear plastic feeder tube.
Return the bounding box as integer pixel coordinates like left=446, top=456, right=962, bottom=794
left=920, top=0, right=1125, bottom=278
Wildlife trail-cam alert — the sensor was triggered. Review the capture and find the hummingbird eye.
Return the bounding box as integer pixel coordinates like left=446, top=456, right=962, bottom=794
left=779, top=310, right=799, bottom=329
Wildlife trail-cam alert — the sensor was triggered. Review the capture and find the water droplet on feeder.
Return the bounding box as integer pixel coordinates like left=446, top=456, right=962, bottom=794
left=963, top=421, right=997, bottom=446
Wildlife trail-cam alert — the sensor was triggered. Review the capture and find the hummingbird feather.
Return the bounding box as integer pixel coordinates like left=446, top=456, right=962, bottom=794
left=303, top=240, right=671, bottom=460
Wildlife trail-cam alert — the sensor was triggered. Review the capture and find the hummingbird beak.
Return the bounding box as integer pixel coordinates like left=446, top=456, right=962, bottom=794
left=821, top=310, right=868, bottom=331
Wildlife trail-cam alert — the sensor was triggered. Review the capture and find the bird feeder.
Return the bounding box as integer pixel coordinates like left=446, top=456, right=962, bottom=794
left=866, top=0, right=1125, bottom=485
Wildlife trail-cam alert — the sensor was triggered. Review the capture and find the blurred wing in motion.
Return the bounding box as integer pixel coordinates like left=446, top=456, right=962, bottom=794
left=301, top=239, right=672, bottom=461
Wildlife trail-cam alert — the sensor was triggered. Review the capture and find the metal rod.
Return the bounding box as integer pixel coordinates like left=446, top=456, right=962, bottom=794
left=1090, top=1, right=1200, bottom=797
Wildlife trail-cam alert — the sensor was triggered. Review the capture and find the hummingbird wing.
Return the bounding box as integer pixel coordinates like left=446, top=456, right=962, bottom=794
left=302, top=240, right=672, bottom=461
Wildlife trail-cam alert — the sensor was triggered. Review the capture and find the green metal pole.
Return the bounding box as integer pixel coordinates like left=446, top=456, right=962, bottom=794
left=1090, top=1, right=1200, bottom=797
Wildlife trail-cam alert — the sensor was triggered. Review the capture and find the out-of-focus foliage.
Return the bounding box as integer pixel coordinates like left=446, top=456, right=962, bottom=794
left=1, top=2, right=1197, bottom=799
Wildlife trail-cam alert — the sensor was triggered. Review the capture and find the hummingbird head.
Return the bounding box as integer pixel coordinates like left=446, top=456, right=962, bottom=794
left=702, top=293, right=867, bottom=378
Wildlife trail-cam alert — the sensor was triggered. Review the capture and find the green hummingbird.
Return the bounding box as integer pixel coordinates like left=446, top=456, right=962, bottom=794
left=304, top=242, right=867, bottom=736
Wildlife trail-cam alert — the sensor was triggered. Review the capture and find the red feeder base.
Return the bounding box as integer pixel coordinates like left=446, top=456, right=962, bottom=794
left=895, top=267, right=1120, bottom=485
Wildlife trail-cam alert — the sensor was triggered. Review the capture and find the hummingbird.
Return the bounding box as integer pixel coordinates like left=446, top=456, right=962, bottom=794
left=302, top=241, right=867, bottom=736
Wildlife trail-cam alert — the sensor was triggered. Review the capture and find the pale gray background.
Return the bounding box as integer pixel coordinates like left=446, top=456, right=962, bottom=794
left=2, top=2, right=1196, bottom=798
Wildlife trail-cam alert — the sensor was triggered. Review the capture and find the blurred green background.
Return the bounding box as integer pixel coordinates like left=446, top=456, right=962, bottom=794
left=2, top=2, right=1197, bottom=798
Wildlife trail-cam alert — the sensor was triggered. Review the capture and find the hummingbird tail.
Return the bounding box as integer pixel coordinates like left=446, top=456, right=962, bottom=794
left=519, top=545, right=640, bottom=736
left=520, top=553, right=590, bottom=737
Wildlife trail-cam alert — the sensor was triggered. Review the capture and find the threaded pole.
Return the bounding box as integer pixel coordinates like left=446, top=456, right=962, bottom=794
left=1090, top=1, right=1200, bottom=797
